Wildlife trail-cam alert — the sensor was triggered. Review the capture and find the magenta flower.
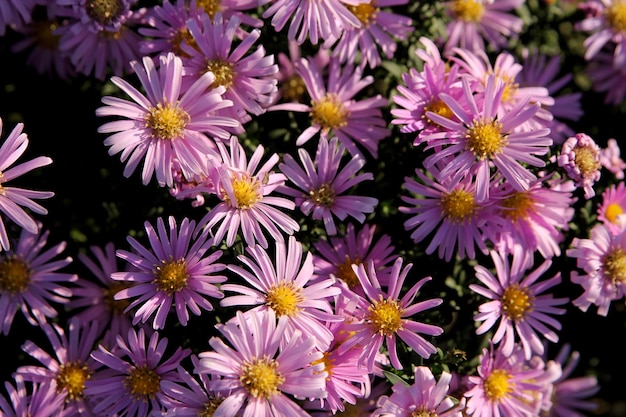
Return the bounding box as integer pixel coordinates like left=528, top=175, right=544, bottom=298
left=338, top=257, right=443, bottom=371
left=15, top=319, right=101, bottom=416
left=195, top=136, right=299, bottom=249
left=0, top=225, right=75, bottom=335
left=112, top=216, right=227, bottom=330
left=423, top=74, right=552, bottom=202
left=470, top=244, right=568, bottom=360
left=576, top=0, right=626, bottom=66
left=0, top=376, right=65, bottom=417
left=222, top=236, right=341, bottom=350
left=0, top=119, right=54, bottom=251
left=600, top=138, right=626, bottom=179
left=557, top=133, right=601, bottom=199
left=271, top=57, right=390, bottom=159
left=195, top=309, right=328, bottom=417
left=375, top=366, right=465, bottom=417
left=325, top=0, right=413, bottom=70
left=85, top=327, right=190, bottom=417
left=442, top=0, right=524, bottom=54
left=279, top=136, right=378, bottom=235
left=597, top=181, right=626, bottom=233
left=97, top=52, right=239, bottom=187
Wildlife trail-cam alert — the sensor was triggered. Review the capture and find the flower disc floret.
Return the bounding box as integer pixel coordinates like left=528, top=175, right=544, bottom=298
left=501, top=284, right=534, bottom=320
left=605, top=203, right=624, bottom=223
left=450, top=0, right=485, bottom=22
left=153, top=258, right=189, bottom=294
left=206, top=59, right=234, bottom=89
left=56, top=362, right=91, bottom=400
left=145, top=102, right=190, bottom=140
left=240, top=357, right=285, bottom=398
left=573, top=146, right=601, bottom=178
left=411, top=409, right=438, bottom=417
left=311, top=94, right=349, bottom=129
left=423, top=99, right=454, bottom=124
left=86, top=0, right=123, bottom=25
left=227, top=175, right=263, bottom=209
left=440, top=189, right=477, bottom=223
left=603, top=247, right=626, bottom=282
left=348, top=3, right=379, bottom=26
left=484, top=369, right=512, bottom=401
left=125, top=365, right=162, bottom=400
left=197, top=0, right=222, bottom=19
left=310, top=183, right=336, bottom=207
left=466, top=119, right=506, bottom=160
left=367, top=296, right=405, bottom=336
left=606, top=1, right=626, bottom=33
left=265, top=282, right=303, bottom=317
left=500, top=191, right=533, bottom=221
left=0, top=256, right=31, bottom=294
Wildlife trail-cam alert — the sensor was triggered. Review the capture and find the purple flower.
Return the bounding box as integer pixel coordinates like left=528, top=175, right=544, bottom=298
left=338, top=257, right=443, bottom=371
left=600, top=138, right=626, bottom=179
left=597, top=181, right=626, bottom=233
left=222, top=236, right=341, bottom=350
left=0, top=119, right=54, bottom=251
left=557, top=133, right=602, bottom=199
left=85, top=327, right=190, bottom=417
left=587, top=50, right=626, bottom=105
left=0, top=225, right=75, bottom=335
left=113, top=216, right=227, bottom=330
left=576, top=0, right=626, bottom=66
left=195, top=309, right=328, bottom=417
left=0, top=376, right=65, bottom=417
left=0, top=0, right=38, bottom=35
left=470, top=244, right=569, bottom=360
left=279, top=136, right=378, bottom=235
left=97, top=52, right=239, bottom=187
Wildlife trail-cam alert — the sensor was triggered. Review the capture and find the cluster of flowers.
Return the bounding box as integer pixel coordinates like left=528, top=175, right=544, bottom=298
left=0, top=0, right=625, bottom=416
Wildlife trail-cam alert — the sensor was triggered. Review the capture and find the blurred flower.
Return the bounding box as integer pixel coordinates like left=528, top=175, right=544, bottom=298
left=586, top=50, right=626, bottom=105
left=557, top=133, right=601, bottom=199
left=0, top=0, right=38, bottom=35
left=0, top=376, right=65, bottom=417
left=600, top=138, right=626, bottom=179
left=597, top=181, right=626, bottom=233
left=576, top=0, right=626, bottom=66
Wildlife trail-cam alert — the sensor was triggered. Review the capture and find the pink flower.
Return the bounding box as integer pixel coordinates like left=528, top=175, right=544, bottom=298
left=576, top=0, right=626, bottom=66
left=600, top=138, right=626, bottom=179
left=597, top=181, right=626, bottom=233
left=557, top=133, right=602, bottom=199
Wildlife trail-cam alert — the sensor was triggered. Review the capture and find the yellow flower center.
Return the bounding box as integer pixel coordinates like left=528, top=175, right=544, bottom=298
left=145, top=102, right=190, bottom=140
left=34, top=20, right=60, bottom=50
left=500, top=191, right=534, bottom=222
left=347, top=2, right=379, bottom=26
left=197, top=0, right=222, bottom=19
left=56, top=362, right=91, bottom=400
left=466, top=119, right=506, bottom=160
left=501, top=284, right=534, bottom=321
left=265, top=282, right=302, bottom=317
left=169, top=29, right=197, bottom=57
left=440, top=189, right=477, bottom=224
left=424, top=98, right=454, bottom=124
left=125, top=366, right=162, bottom=400
left=498, top=76, right=519, bottom=104
left=282, top=75, right=307, bottom=102
left=0, top=257, right=31, bottom=295
left=335, top=256, right=361, bottom=288
left=197, top=396, right=225, bottom=417
left=484, top=369, right=512, bottom=402
left=367, top=296, right=404, bottom=336
left=603, top=247, right=626, bottom=283
left=573, top=146, right=600, bottom=178
left=310, top=183, right=336, bottom=207
left=153, top=258, right=189, bottom=294
left=206, top=59, right=234, bottom=90
left=310, top=94, right=349, bottom=130
left=103, top=281, right=132, bottom=315
left=605, top=202, right=624, bottom=224
left=450, top=0, right=485, bottom=22
left=226, top=175, right=263, bottom=209
left=240, top=357, right=284, bottom=398
left=86, top=0, right=123, bottom=25
left=312, top=352, right=335, bottom=380
left=411, top=409, right=439, bottom=417
left=606, top=1, right=626, bottom=32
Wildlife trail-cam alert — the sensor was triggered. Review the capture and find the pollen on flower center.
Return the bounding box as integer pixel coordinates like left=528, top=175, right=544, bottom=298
left=125, top=366, right=161, bottom=400
left=606, top=2, right=626, bottom=32
left=282, top=75, right=307, bottom=102
left=86, top=0, right=123, bottom=25
left=169, top=29, right=197, bottom=57
left=466, top=119, right=506, bottom=160
left=206, top=59, right=235, bottom=89
left=310, top=94, right=349, bottom=130
left=0, top=257, right=31, bottom=294
left=56, top=362, right=91, bottom=400
left=228, top=175, right=262, bottom=209
left=103, top=281, right=132, bottom=315
left=603, top=247, right=626, bottom=283
left=240, top=357, right=285, bottom=398
left=196, top=0, right=222, bottom=19
left=411, top=408, right=438, bottom=417
left=440, top=189, right=477, bottom=224
left=153, top=258, right=189, bottom=294
left=450, top=0, right=485, bottom=22
left=335, top=256, right=361, bottom=288
left=573, top=146, right=601, bottom=178
left=145, top=102, right=190, bottom=140
left=347, top=2, right=379, bottom=26
left=500, top=191, right=534, bottom=222
left=605, top=202, right=624, bottom=223
left=197, top=396, right=225, bottom=417
left=310, top=183, right=336, bottom=207
left=501, top=284, right=534, bottom=320
left=367, top=296, right=404, bottom=336
left=484, top=369, right=512, bottom=401
left=424, top=98, right=454, bottom=124
left=266, top=282, right=302, bottom=317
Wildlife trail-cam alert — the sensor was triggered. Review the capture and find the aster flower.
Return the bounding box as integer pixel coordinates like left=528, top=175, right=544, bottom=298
left=0, top=225, right=75, bottom=335
left=97, top=52, right=240, bottom=187
left=0, top=119, right=54, bottom=251
left=470, top=244, right=569, bottom=360
left=194, top=309, right=328, bottom=417
left=183, top=12, right=278, bottom=126
left=222, top=235, right=341, bottom=350
left=312, top=222, right=395, bottom=293
left=325, top=0, right=413, bottom=70
left=112, top=216, right=226, bottom=330
left=557, top=133, right=602, bottom=199
left=441, top=0, right=524, bottom=54
left=568, top=221, right=626, bottom=316
left=15, top=319, right=101, bottom=416
left=194, top=136, right=299, bottom=249
left=600, top=138, right=626, bottom=178
left=0, top=376, right=65, bottom=417
left=271, top=57, right=390, bottom=159
left=586, top=50, right=626, bottom=105
left=338, top=257, right=444, bottom=371
left=279, top=136, right=378, bottom=235
left=85, top=327, right=190, bottom=417
left=262, top=0, right=364, bottom=45
left=576, top=0, right=626, bottom=66
left=399, top=167, right=494, bottom=262
left=374, top=366, right=465, bottom=417
left=0, top=0, right=38, bottom=35
left=463, top=343, right=561, bottom=417
left=423, top=74, right=552, bottom=202
left=597, top=181, right=626, bottom=233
